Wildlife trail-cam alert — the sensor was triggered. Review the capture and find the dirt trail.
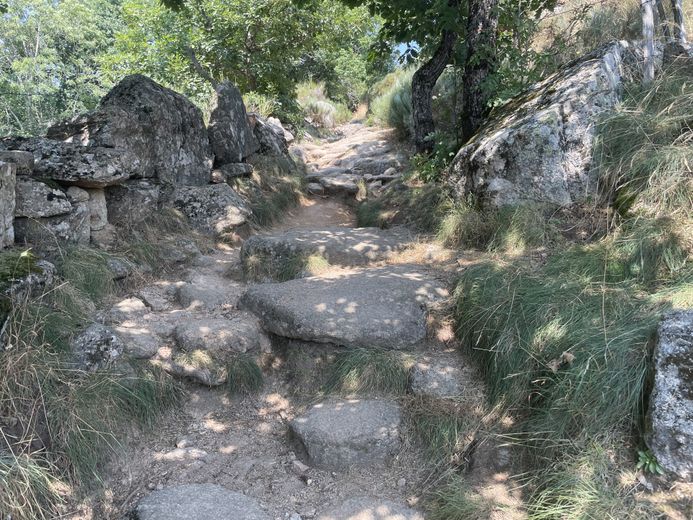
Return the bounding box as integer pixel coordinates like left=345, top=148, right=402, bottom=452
left=89, top=122, right=519, bottom=520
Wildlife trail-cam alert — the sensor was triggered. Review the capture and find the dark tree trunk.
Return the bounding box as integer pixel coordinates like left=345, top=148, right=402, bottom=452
left=461, top=0, right=499, bottom=141
left=411, top=0, right=460, bottom=154
left=411, top=29, right=458, bottom=154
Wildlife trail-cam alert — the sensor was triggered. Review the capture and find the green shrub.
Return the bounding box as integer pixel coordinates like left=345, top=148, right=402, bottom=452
left=296, top=80, right=352, bottom=129
left=368, top=68, right=415, bottom=137
left=226, top=355, right=264, bottom=395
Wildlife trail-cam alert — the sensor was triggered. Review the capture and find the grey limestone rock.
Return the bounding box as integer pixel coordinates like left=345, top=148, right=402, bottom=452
left=290, top=399, right=402, bottom=470
left=647, top=310, right=693, bottom=480
left=135, top=484, right=270, bottom=520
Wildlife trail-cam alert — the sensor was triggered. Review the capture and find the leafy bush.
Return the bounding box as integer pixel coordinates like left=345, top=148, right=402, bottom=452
left=368, top=68, right=415, bottom=137
left=296, top=80, right=351, bottom=129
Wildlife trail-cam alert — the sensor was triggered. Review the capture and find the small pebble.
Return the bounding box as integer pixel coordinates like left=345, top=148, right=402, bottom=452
left=292, top=460, right=310, bottom=474
left=175, top=437, right=191, bottom=449
left=397, top=477, right=406, bottom=488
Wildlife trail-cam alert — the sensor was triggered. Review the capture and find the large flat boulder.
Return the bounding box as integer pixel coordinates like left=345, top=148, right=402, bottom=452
left=290, top=399, right=402, bottom=470
left=317, top=497, right=424, bottom=520
left=448, top=41, right=640, bottom=207
left=241, top=265, right=447, bottom=349
left=208, top=82, right=259, bottom=164
left=0, top=162, right=16, bottom=249
left=135, top=484, right=269, bottom=520
left=240, top=227, right=413, bottom=275
left=13, top=201, right=90, bottom=248
left=0, top=137, right=134, bottom=188
left=647, top=310, right=693, bottom=480
left=47, top=74, right=212, bottom=186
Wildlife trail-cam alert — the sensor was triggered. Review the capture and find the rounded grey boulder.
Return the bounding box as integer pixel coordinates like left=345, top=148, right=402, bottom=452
left=290, top=399, right=402, bottom=470
left=135, top=484, right=270, bottom=520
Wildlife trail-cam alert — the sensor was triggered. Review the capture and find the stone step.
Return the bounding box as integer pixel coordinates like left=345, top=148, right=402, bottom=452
left=135, top=484, right=269, bottom=520
left=241, top=265, right=448, bottom=350
left=317, top=497, right=423, bottom=520
left=290, top=399, right=402, bottom=470
left=240, top=226, right=413, bottom=277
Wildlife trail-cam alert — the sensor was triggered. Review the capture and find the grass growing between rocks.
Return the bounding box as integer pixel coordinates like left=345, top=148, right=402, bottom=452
left=243, top=250, right=330, bottom=282
left=232, top=155, right=305, bottom=228
left=324, top=348, right=411, bottom=396
left=0, top=276, right=182, bottom=519
left=226, top=355, right=264, bottom=395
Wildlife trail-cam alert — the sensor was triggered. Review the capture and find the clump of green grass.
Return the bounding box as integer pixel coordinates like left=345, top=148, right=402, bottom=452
left=232, top=157, right=304, bottom=228
left=427, top=476, right=495, bottom=520
left=324, top=348, right=411, bottom=396
left=406, top=397, right=480, bottom=464
left=0, top=454, right=63, bottom=520
left=596, top=58, right=693, bottom=221
left=528, top=441, right=655, bottom=519
left=243, top=251, right=329, bottom=282
left=226, top=355, right=264, bottom=395
left=55, top=247, right=116, bottom=304
left=0, top=292, right=183, bottom=513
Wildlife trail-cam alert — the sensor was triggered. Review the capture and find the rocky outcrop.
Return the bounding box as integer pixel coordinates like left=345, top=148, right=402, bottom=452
left=171, top=184, right=250, bottom=238
left=135, top=484, right=270, bottom=520
left=290, top=399, right=402, bottom=470
left=14, top=199, right=90, bottom=249
left=448, top=41, right=640, bottom=207
left=0, top=162, right=16, bottom=249
left=105, top=180, right=161, bottom=226
left=47, top=74, right=213, bottom=186
left=647, top=310, right=693, bottom=480
left=0, top=136, right=135, bottom=188
left=248, top=113, right=296, bottom=171
left=0, top=151, right=34, bottom=176
left=208, top=82, right=258, bottom=165
left=14, top=179, right=72, bottom=218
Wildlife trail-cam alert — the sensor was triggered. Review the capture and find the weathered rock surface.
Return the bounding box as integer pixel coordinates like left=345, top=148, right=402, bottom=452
left=0, top=162, right=16, bottom=249
left=1, top=136, right=135, bottom=188
left=115, top=324, right=163, bottom=359
left=135, top=484, right=270, bottom=520
left=85, top=188, right=108, bottom=230
left=241, top=227, right=412, bottom=274
left=107, top=297, right=149, bottom=323
left=71, top=323, right=125, bottom=371
left=208, top=82, right=259, bottom=165
left=242, top=265, right=447, bottom=349
left=408, top=353, right=477, bottom=399
left=290, top=399, right=402, bottom=470
left=173, top=313, right=270, bottom=357
left=47, top=74, right=212, bottom=186
left=647, top=310, right=693, bottom=480
left=171, top=184, right=250, bottom=237
left=214, top=162, right=253, bottom=181
left=0, top=150, right=34, bottom=176
left=248, top=114, right=296, bottom=171
left=176, top=273, right=244, bottom=310
left=317, top=497, right=424, bottom=520
left=267, top=117, right=295, bottom=144
left=13, top=201, right=90, bottom=248
left=14, top=179, right=72, bottom=218
left=448, top=41, right=640, bottom=207
left=105, top=180, right=161, bottom=225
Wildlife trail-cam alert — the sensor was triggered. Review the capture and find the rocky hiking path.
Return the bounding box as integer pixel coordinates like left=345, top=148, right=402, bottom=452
left=92, top=121, right=508, bottom=520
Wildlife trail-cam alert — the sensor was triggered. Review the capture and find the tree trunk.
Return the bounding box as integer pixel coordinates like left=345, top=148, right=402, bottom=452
left=461, top=0, right=499, bottom=141
left=671, top=0, right=688, bottom=44
left=642, top=0, right=656, bottom=85
left=411, top=29, right=458, bottom=154
left=655, top=0, right=671, bottom=40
